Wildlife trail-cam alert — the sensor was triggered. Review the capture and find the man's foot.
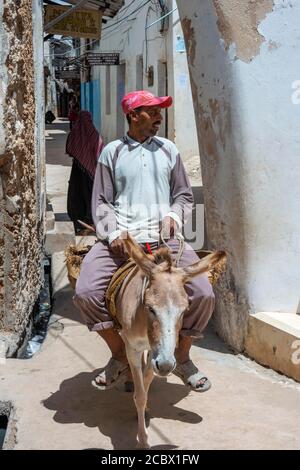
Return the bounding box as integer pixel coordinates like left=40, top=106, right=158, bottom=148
left=124, top=369, right=134, bottom=392
left=173, top=359, right=211, bottom=392
left=92, top=357, right=129, bottom=390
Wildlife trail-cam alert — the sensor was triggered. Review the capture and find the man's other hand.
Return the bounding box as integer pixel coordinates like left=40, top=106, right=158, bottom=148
left=160, top=216, right=177, bottom=240
left=110, top=238, right=125, bottom=257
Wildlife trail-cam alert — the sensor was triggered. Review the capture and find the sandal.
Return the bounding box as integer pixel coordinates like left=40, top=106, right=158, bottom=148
left=91, top=357, right=129, bottom=391
left=173, top=359, right=211, bottom=392
left=124, top=370, right=134, bottom=392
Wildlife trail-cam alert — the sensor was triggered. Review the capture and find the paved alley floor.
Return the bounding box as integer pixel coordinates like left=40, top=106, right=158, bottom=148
left=45, top=118, right=72, bottom=217
left=0, top=119, right=299, bottom=450
left=45, top=118, right=71, bottom=167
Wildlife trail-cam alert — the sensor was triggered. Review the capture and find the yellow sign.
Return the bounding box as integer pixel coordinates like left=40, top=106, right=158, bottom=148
left=45, top=5, right=102, bottom=39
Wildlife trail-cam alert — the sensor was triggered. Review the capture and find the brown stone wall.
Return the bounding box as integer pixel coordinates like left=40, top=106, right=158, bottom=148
left=0, top=0, right=44, bottom=355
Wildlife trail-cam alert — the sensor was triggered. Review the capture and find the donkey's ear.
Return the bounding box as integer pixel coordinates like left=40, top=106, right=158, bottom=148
left=120, top=232, right=155, bottom=277
left=183, top=251, right=226, bottom=280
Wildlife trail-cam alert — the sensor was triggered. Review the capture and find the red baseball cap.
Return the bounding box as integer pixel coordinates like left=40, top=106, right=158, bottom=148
left=121, top=90, right=173, bottom=114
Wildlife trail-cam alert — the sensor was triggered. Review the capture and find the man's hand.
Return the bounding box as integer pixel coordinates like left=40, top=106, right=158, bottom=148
left=110, top=238, right=126, bottom=257
left=160, top=216, right=177, bottom=240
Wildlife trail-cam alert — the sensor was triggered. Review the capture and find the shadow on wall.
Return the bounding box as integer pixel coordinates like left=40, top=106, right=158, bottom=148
left=180, top=0, right=251, bottom=352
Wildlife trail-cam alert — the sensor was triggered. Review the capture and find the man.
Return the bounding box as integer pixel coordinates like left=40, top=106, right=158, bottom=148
left=74, top=90, right=214, bottom=392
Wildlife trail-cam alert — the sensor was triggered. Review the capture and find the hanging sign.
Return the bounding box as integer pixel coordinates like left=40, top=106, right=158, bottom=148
left=45, top=5, right=102, bottom=39
left=85, top=52, right=120, bottom=66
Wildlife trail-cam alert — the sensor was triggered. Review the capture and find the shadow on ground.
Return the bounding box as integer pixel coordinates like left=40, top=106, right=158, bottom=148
left=46, top=120, right=71, bottom=167
left=194, top=324, right=235, bottom=355
left=43, top=372, right=202, bottom=450
left=52, top=286, right=85, bottom=325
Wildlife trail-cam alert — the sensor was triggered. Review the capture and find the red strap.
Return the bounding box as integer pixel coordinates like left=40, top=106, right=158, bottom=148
left=145, top=242, right=153, bottom=255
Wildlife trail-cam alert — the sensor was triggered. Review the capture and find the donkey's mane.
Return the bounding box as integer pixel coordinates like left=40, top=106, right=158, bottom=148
left=150, top=247, right=173, bottom=271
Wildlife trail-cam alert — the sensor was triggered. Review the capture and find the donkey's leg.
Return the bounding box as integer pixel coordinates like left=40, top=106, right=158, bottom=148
left=144, top=352, right=154, bottom=397
left=126, top=346, right=150, bottom=449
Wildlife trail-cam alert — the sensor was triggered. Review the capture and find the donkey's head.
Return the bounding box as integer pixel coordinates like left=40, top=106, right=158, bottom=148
left=121, top=233, right=225, bottom=377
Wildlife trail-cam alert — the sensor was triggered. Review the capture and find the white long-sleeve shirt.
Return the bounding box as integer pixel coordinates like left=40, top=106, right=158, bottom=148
left=92, top=134, right=194, bottom=244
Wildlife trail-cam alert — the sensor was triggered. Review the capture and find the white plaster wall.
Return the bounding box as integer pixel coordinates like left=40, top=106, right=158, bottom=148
left=92, top=0, right=168, bottom=143
left=33, top=0, right=46, bottom=224
left=233, top=1, right=300, bottom=313
left=90, top=0, right=199, bottom=159
left=171, top=2, right=199, bottom=158
left=177, top=0, right=300, bottom=349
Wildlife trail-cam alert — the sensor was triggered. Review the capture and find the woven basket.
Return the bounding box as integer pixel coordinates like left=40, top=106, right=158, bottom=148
left=65, top=245, right=226, bottom=289
left=195, top=249, right=226, bottom=286
left=65, top=244, right=93, bottom=290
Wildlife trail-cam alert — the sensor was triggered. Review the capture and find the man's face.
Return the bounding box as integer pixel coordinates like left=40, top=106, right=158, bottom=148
left=131, top=106, right=163, bottom=137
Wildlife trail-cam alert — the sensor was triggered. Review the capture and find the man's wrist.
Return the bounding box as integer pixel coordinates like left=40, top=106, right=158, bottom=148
left=165, top=212, right=182, bottom=229
left=108, top=230, right=122, bottom=245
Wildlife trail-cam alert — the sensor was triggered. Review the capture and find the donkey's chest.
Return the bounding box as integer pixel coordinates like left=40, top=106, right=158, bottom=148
left=121, top=332, right=150, bottom=353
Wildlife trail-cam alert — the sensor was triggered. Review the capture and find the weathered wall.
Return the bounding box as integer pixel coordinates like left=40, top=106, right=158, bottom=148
left=0, top=0, right=45, bottom=356
left=177, top=0, right=300, bottom=350
left=170, top=1, right=199, bottom=159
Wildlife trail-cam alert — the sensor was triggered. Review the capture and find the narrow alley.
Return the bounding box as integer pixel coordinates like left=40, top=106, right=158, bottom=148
left=1, top=0, right=300, bottom=453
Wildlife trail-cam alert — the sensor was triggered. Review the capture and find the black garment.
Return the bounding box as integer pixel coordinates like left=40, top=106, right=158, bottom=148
left=67, top=158, right=94, bottom=232
left=45, top=110, right=56, bottom=124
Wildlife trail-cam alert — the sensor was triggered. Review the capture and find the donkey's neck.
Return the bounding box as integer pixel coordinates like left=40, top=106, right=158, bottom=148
left=116, top=267, right=149, bottom=340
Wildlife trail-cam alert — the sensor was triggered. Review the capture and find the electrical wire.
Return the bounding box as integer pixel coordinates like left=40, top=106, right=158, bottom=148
left=102, top=0, right=151, bottom=31
left=99, top=0, right=147, bottom=42
left=54, top=0, right=151, bottom=60
left=146, top=6, right=176, bottom=29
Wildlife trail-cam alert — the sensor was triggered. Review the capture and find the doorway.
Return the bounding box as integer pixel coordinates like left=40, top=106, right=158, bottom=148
left=136, top=55, right=143, bottom=90
left=157, top=60, right=168, bottom=138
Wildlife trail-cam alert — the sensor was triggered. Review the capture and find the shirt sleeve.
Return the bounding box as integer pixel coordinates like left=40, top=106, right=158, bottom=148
left=167, top=152, right=194, bottom=228
left=91, top=147, right=121, bottom=244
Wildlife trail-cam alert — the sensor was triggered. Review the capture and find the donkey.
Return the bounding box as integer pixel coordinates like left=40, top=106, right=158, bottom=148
left=116, top=232, right=225, bottom=448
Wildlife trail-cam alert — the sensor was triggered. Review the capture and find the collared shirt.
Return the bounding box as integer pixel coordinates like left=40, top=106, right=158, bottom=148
left=92, top=134, right=194, bottom=244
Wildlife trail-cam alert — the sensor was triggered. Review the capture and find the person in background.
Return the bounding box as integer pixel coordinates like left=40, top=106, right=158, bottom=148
left=68, top=94, right=79, bottom=130
left=66, top=110, right=104, bottom=234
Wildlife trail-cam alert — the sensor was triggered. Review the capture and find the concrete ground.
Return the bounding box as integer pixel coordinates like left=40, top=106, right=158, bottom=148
left=1, top=260, right=300, bottom=449
left=45, top=118, right=71, bottom=216
left=1, top=119, right=299, bottom=450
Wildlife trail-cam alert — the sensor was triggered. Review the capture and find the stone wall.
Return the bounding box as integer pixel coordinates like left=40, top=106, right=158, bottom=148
left=0, top=0, right=45, bottom=356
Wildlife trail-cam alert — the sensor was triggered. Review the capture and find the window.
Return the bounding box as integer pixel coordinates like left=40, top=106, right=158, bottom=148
left=147, top=66, right=154, bottom=87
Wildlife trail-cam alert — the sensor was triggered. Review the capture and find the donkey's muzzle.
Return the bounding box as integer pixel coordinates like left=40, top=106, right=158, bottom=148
left=153, top=358, right=176, bottom=376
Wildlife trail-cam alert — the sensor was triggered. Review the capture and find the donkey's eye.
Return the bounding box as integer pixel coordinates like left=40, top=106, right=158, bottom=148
left=148, top=307, right=156, bottom=316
